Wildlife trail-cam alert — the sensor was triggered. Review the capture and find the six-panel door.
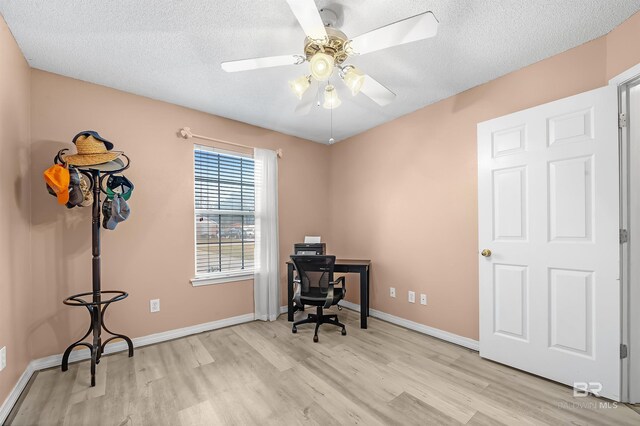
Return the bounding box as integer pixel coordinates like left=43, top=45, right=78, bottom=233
left=478, top=85, right=620, bottom=400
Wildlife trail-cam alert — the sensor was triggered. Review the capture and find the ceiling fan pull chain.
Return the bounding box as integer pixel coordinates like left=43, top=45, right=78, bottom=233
left=330, top=102, right=334, bottom=143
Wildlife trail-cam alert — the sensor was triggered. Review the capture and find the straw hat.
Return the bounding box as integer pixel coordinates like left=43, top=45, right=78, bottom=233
left=62, top=135, right=122, bottom=166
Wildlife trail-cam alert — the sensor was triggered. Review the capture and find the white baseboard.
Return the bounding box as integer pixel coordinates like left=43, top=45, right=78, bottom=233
left=0, top=312, right=255, bottom=423
left=338, top=300, right=479, bottom=351
left=338, top=300, right=361, bottom=312
left=370, top=308, right=479, bottom=351
left=0, top=361, right=35, bottom=424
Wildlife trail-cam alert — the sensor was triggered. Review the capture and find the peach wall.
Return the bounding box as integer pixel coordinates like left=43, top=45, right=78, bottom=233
left=329, top=13, right=640, bottom=340
left=606, top=12, right=640, bottom=79
left=0, top=16, right=31, bottom=407
left=28, top=70, right=330, bottom=361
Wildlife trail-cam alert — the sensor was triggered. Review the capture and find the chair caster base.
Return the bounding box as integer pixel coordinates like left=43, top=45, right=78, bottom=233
left=313, top=335, right=319, bottom=343
left=292, top=326, right=297, bottom=334
left=341, top=328, right=347, bottom=336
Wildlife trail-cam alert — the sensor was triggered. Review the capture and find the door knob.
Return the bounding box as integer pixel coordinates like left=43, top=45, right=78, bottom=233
left=481, top=249, right=492, bottom=257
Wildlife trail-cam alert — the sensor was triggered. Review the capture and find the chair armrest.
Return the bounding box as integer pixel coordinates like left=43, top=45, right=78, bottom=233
left=330, top=276, right=345, bottom=287
left=330, top=276, right=346, bottom=298
left=293, top=279, right=303, bottom=306
left=324, top=282, right=335, bottom=309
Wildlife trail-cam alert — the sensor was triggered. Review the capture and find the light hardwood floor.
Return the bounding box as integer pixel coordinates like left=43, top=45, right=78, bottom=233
left=7, top=308, right=640, bottom=425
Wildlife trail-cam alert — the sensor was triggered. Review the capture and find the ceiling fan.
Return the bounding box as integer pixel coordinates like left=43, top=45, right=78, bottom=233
left=220, top=0, right=439, bottom=113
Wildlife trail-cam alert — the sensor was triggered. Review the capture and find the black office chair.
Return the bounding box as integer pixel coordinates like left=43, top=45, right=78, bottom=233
left=292, top=243, right=325, bottom=313
left=290, top=255, right=347, bottom=342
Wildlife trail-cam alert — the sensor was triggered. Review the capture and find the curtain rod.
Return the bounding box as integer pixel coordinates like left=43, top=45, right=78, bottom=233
left=179, top=127, right=283, bottom=158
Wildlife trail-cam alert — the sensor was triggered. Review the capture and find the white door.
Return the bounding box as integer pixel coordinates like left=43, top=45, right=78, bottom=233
left=478, top=85, right=621, bottom=400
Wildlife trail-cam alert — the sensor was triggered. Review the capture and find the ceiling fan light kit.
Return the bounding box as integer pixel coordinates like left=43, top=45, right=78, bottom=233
left=323, top=84, right=341, bottom=109
left=309, top=52, right=335, bottom=81
left=289, top=74, right=311, bottom=99
left=340, top=65, right=365, bottom=96
left=221, top=0, right=439, bottom=112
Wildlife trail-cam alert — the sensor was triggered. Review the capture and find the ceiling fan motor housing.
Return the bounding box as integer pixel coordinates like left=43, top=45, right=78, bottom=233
left=304, top=27, right=349, bottom=65
left=319, top=7, right=339, bottom=28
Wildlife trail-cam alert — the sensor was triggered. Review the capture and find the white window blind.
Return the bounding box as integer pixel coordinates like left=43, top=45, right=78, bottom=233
left=194, top=145, right=255, bottom=277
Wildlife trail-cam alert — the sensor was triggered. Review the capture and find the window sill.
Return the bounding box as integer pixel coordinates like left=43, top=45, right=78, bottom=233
left=191, top=271, right=254, bottom=287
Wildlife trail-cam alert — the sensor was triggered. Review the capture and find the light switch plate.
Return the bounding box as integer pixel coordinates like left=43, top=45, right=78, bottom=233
left=390, top=287, right=396, bottom=298
left=150, top=299, right=160, bottom=313
left=408, top=291, right=416, bottom=303
left=0, top=346, right=6, bottom=371
left=420, top=294, right=427, bottom=305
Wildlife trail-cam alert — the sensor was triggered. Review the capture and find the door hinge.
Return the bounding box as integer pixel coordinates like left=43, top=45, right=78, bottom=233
left=619, top=113, right=627, bottom=128
left=620, top=229, right=629, bottom=244
left=621, top=344, right=628, bottom=359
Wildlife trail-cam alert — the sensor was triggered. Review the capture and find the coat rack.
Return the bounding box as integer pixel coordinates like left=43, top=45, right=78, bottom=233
left=54, top=149, right=134, bottom=387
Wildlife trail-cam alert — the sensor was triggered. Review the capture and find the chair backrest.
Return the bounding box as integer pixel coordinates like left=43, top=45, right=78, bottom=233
left=290, top=255, right=336, bottom=296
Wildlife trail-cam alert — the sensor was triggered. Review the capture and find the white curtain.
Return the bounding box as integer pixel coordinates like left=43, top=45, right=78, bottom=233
left=254, top=148, right=280, bottom=321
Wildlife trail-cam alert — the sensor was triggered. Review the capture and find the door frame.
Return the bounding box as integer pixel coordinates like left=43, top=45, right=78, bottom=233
left=610, top=63, right=640, bottom=404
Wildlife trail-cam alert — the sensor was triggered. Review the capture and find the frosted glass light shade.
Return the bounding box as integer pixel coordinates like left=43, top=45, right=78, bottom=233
left=289, top=75, right=310, bottom=99
left=323, top=84, right=341, bottom=109
left=342, top=66, right=365, bottom=96
left=310, top=52, right=334, bottom=81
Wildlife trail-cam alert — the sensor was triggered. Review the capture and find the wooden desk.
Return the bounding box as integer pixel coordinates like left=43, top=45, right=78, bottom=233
left=286, top=259, right=371, bottom=329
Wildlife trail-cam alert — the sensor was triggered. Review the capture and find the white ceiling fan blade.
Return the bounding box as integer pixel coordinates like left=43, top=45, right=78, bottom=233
left=286, top=0, right=327, bottom=41
left=360, top=74, right=396, bottom=106
left=221, top=54, right=303, bottom=72
left=294, top=80, right=319, bottom=115
left=349, top=11, right=438, bottom=55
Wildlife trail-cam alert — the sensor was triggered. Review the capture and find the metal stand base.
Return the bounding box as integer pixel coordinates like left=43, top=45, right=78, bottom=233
left=61, top=290, right=133, bottom=387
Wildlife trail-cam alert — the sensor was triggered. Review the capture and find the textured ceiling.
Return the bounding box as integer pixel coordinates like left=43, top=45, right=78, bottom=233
left=1, top=0, right=639, bottom=143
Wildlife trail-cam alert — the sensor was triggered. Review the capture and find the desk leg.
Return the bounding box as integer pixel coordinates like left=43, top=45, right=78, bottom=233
left=360, top=269, right=368, bottom=329
left=366, top=267, right=370, bottom=317
left=287, top=264, right=294, bottom=322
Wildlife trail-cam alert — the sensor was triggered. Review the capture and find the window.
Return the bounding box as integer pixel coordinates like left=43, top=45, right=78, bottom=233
left=193, top=145, right=255, bottom=283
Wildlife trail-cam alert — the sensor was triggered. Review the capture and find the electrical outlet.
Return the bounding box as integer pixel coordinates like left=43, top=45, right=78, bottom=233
left=0, top=346, right=6, bottom=371
left=408, top=291, right=416, bottom=303
left=150, top=299, right=160, bottom=313
left=420, top=294, right=427, bottom=305
left=390, top=287, right=396, bottom=298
